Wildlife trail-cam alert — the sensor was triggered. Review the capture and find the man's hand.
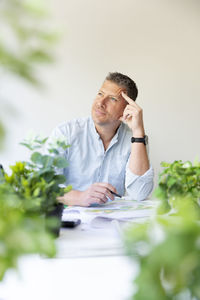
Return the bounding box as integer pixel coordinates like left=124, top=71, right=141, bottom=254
left=119, top=92, right=149, bottom=176
left=57, top=183, right=117, bottom=207
left=120, top=91, right=145, bottom=137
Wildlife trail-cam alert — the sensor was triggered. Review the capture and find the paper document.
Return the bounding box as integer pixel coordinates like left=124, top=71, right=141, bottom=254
left=62, top=198, right=156, bottom=229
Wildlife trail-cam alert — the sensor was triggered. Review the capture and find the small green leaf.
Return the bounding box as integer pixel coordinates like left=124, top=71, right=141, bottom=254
left=48, top=148, right=59, bottom=155
left=41, top=155, right=54, bottom=168
left=31, top=152, right=43, bottom=164
left=20, top=142, right=34, bottom=150
left=53, top=157, right=68, bottom=168
left=33, top=187, right=40, bottom=197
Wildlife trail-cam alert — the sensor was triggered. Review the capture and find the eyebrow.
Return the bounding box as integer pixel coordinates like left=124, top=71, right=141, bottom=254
left=98, top=90, right=121, bottom=99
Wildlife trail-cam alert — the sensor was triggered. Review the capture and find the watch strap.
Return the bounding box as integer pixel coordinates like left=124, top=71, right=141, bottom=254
left=131, top=136, right=147, bottom=145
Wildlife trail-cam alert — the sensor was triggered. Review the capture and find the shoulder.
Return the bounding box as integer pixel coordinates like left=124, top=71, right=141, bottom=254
left=51, top=117, right=90, bottom=142
left=58, top=117, right=89, bottom=133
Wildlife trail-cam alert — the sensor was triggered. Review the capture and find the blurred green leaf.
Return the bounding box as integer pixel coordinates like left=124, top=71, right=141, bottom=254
left=154, top=160, right=200, bottom=215
left=125, top=159, right=200, bottom=299
left=31, top=151, right=43, bottom=164
left=0, top=0, right=61, bottom=282
left=53, top=157, right=68, bottom=168
left=0, top=0, right=58, bottom=85
left=0, top=121, right=6, bottom=149
left=124, top=212, right=200, bottom=300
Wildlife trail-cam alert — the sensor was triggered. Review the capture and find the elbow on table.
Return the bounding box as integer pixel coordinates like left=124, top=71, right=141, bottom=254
left=126, top=181, right=154, bottom=201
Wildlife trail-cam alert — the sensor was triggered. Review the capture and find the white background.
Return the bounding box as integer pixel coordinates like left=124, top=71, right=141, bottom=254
left=1, top=0, right=200, bottom=188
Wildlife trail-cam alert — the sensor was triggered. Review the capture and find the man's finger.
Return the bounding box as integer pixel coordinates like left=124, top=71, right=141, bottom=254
left=119, top=116, right=125, bottom=122
left=94, top=182, right=117, bottom=193
left=122, top=91, right=140, bottom=109
left=121, top=91, right=134, bottom=104
left=124, top=108, right=137, bottom=118
left=92, top=191, right=108, bottom=202
left=93, top=186, right=114, bottom=200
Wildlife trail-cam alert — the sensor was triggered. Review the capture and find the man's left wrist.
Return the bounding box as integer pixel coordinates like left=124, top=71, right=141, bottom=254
left=131, top=135, right=148, bottom=145
left=132, top=129, right=145, bottom=137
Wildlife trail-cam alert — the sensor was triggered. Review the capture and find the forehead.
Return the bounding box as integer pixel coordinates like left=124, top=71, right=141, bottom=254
left=99, top=80, right=126, bottom=96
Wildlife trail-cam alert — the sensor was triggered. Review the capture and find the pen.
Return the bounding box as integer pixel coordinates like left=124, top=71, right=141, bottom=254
left=109, top=190, right=122, bottom=198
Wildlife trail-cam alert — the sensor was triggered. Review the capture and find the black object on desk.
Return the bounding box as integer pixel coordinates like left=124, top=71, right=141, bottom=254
left=61, top=219, right=81, bottom=228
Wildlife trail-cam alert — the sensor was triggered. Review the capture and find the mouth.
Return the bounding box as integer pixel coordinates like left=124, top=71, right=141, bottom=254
left=95, top=109, right=106, bottom=116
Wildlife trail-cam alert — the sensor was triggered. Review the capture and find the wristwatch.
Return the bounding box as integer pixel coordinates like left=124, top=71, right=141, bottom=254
left=131, top=135, right=148, bottom=145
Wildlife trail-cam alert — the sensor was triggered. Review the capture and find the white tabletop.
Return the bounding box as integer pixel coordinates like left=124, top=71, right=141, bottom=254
left=0, top=199, right=154, bottom=300
left=0, top=225, right=136, bottom=300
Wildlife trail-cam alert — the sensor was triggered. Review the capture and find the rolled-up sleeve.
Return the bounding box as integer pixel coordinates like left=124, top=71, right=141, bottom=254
left=125, top=165, right=154, bottom=201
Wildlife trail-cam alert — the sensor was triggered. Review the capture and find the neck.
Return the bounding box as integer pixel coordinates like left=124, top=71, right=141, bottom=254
left=95, top=121, right=121, bottom=150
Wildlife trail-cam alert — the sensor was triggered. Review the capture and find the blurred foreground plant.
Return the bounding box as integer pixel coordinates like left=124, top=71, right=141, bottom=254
left=0, top=189, right=56, bottom=281
left=124, top=160, right=200, bottom=300
left=0, top=0, right=58, bottom=147
left=125, top=210, right=200, bottom=300
left=0, top=0, right=57, bottom=85
left=154, top=160, right=200, bottom=215
left=0, top=0, right=63, bottom=284
left=0, top=135, right=71, bottom=280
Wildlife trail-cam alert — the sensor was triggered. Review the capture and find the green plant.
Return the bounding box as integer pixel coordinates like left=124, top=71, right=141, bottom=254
left=0, top=135, right=71, bottom=280
left=0, top=0, right=62, bottom=283
left=1, top=135, right=71, bottom=215
left=0, top=187, right=56, bottom=281
left=125, top=209, right=200, bottom=300
left=0, top=0, right=57, bottom=85
left=124, top=160, right=200, bottom=300
left=154, top=160, right=200, bottom=215
left=0, top=0, right=58, bottom=146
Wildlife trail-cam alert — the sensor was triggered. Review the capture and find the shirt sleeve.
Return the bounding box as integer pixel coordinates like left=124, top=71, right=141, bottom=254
left=125, top=164, right=154, bottom=201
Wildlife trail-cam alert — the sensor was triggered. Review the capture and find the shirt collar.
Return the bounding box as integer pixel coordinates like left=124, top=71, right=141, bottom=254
left=89, top=116, right=123, bottom=143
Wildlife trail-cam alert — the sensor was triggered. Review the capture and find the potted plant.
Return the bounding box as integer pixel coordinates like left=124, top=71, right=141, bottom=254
left=0, top=135, right=71, bottom=280
left=0, top=135, right=71, bottom=236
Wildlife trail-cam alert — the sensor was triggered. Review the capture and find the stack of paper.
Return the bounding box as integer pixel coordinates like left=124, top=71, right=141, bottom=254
left=62, top=198, right=156, bottom=229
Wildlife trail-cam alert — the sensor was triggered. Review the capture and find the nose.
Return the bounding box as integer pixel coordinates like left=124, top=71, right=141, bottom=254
left=97, top=95, right=108, bottom=107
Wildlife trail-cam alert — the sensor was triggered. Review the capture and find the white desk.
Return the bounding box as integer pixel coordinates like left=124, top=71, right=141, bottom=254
left=57, top=220, right=124, bottom=258
left=0, top=225, right=137, bottom=300
left=0, top=199, right=154, bottom=300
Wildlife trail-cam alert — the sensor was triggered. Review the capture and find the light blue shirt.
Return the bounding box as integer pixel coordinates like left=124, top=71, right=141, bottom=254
left=50, top=116, right=154, bottom=201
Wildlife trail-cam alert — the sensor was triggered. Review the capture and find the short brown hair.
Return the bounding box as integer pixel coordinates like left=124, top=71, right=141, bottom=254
left=106, top=72, right=138, bottom=101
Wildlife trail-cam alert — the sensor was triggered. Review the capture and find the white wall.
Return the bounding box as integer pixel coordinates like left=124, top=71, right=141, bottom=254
left=1, top=0, right=200, bottom=188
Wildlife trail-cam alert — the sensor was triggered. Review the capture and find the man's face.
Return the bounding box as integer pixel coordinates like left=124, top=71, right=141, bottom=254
left=91, top=80, right=127, bottom=127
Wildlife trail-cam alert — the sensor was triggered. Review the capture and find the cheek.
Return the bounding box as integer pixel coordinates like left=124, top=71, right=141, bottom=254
left=91, top=99, right=97, bottom=109
left=92, top=97, right=99, bottom=106
left=117, top=105, right=126, bottom=117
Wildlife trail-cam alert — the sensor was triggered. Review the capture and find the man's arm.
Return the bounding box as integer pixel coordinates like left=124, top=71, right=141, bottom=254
left=57, top=182, right=117, bottom=207
left=121, top=91, right=150, bottom=175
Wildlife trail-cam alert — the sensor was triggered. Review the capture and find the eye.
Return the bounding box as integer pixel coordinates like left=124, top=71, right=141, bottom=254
left=97, top=92, right=103, bottom=96
left=110, top=97, right=117, bottom=102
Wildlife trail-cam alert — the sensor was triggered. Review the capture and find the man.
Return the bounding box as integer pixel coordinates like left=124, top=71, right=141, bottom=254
left=53, top=72, right=154, bottom=206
